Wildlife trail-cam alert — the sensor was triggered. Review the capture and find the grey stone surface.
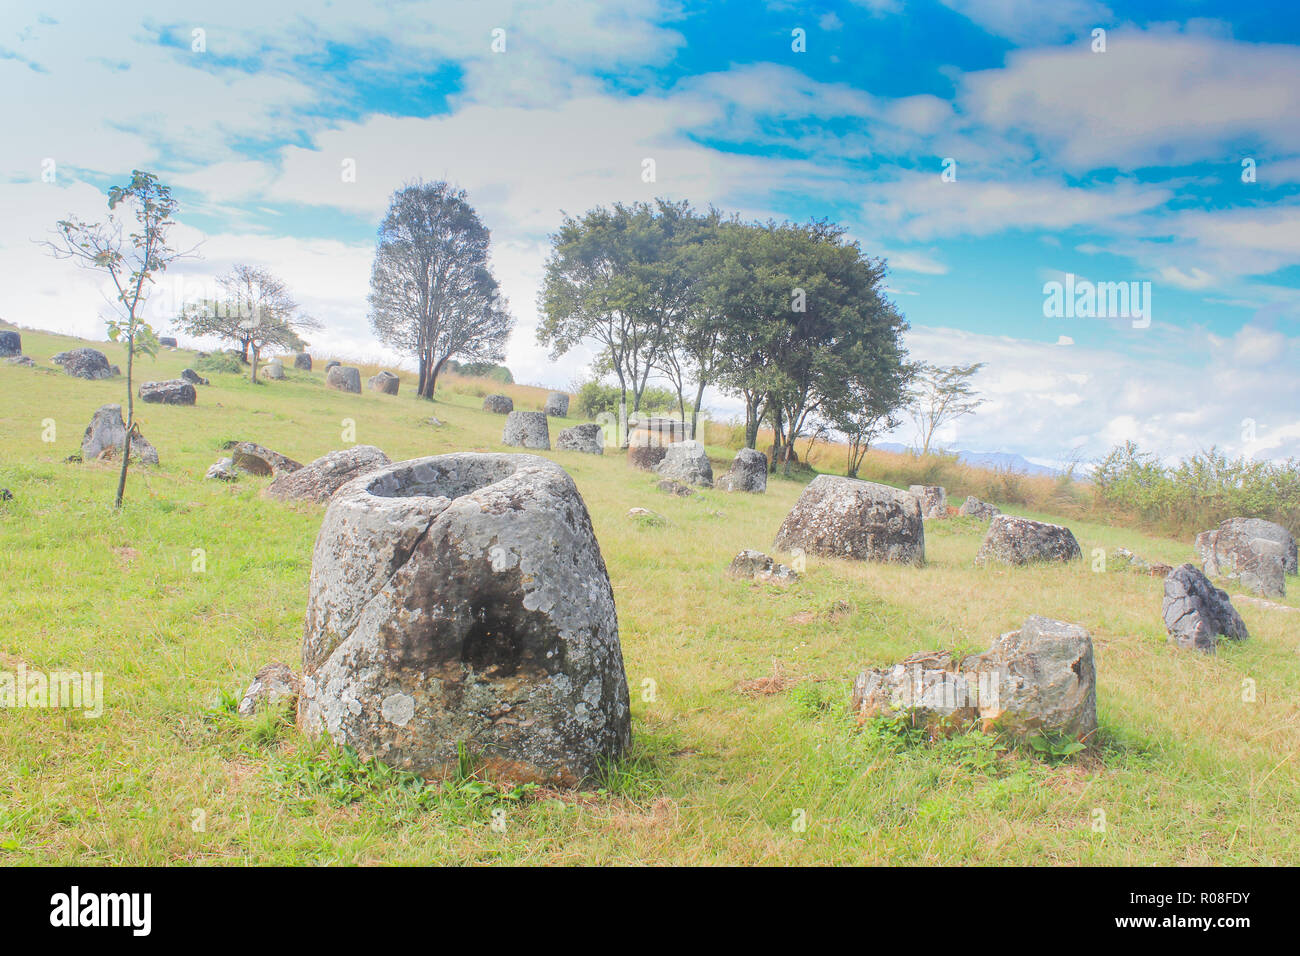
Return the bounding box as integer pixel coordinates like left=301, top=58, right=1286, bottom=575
left=230, top=441, right=303, bottom=477
left=556, top=423, right=604, bottom=454
left=1196, top=517, right=1294, bottom=597
left=774, top=475, right=925, bottom=565
left=715, top=448, right=767, bottom=493
left=7, top=355, right=34, bottom=367
left=908, top=485, right=948, bottom=519
left=502, top=410, right=550, bottom=450
left=544, top=392, right=570, bottom=417
left=483, top=394, right=514, bottom=414
left=325, top=360, right=340, bottom=371
left=298, top=452, right=631, bottom=786
left=368, top=370, right=400, bottom=394
left=265, top=445, right=390, bottom=503
left=656, top=479, right=695, bottom=497
left=727, top=549, right=799, bottom=585
left=627, top=444, right=667, bottom=471
left=294, top=352, right=312, bottom=371
left=0, top=331, right=20, bottom=357
left=138, top=379, right=197, bottom=405
left=262, top=361, right=285, bottom=380
left=55, top=347, right=116, bottom=380
left=851, top=616, right=1097, bottom=739
left=158, top=336, right=178, bottom=348
left=206, top=457, right=238, bottom=481
left=81, top=404, right=159, bottom=465
left=238, top=661, right=300, bottom=716
left=180, top=368, right=209, bottom=386
left=653, top=440, right=713, bottom=487
left=975, top=515, right=1082, bottom=566
left=958, top=496, right=1001, bottom=520
left=1163, top=563, right=1249, bottom=653
left=326, top=365, right=361, bottom=393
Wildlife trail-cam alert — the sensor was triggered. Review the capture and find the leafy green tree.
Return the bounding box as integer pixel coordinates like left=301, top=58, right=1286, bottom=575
left=906, top=362, right=987, bottom=455
left=45, top=170, right=185, bottom=509
left=369, top=181, right=512, bottom=400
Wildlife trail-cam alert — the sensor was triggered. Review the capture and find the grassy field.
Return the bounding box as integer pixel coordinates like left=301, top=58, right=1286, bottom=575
left=1, top=326, right=1298, bottom=865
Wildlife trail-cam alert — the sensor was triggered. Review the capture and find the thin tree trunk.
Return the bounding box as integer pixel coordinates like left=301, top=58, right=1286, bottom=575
left=250, top=342, right=260, bottom=384
left=690, top=379, right=706, bottom=440
left=114, top=328, right=135, bottom=510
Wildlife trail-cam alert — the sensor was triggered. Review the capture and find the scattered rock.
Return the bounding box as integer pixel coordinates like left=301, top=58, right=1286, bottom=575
left=81, top=404, right=159, bottom=465
left=851, top=616, right=1097, bottom=739
left=653, top=440, right=713, bottom=487
left=774, top=475, right=925, bottom=565
left=1196, top=517, right=1294, bottom=597
left=0, top=331, right=21, bottom=357
left=264, top=445, right=390, bottom=503
left=368, top=370, right=400, bottom=394
left=55, top=347, right=116, bottom=380
left=544, top=392, right=570, bottom=416
left=483, top=394, right=514, bottom=414
left=294, top=352, right=312, bottom=371
left=298, top=452, right=631, bottom=786
left=958, top=496, right=1001, bottom=520
left=728, top=549, right=799, bottom=585
left=326, top=365, right=361, bottom=393
left=1162, top=563, right=1249, bottom=653
left=715, top=448, right=767, bottom=493
left=206, top=458, right=238, bottom=481
left=180, top=368, right=209, bottom=386
left=138, top=379, right=197, bottom=405
left=975, top=515, right=1081, bottom=566
left=627, top=507, right=664, bottom=526
left=7, top=355, right=34, bottom=367
left=230, top=441, right=303, bottom=477
left=656, top=479, right=695, bottom=497
left=556, top=423, right=604, bottom=454
left=238, top=661, right=300, bottom=716
left=502, top=410, right=550, bottom=450
left=908, top=485, right=948, bottom=519
left=158, top=336, right=178, bottom=348
left=262, top=361, right=285, bottom=380
left=325, top=360, right=340, bottom=371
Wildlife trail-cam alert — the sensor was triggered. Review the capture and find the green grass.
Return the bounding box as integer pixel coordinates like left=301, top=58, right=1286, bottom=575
left=1, top=327, right=1297, bottom=865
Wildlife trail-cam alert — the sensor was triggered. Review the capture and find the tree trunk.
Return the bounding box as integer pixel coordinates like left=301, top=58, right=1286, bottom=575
left=114, top=329, right=135, bottom=510
left=690, top=379, right=707, bottom=440
left=250, top=342, right=260, bottom=384
left=425, top=353, right=451, bottom=400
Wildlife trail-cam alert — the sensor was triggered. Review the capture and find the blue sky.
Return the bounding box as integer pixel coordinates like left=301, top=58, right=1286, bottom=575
left=4, top=0, right=1300, bottom=465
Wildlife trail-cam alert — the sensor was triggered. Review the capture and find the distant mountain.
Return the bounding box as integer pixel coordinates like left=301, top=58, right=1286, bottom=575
left=874, top=443, right=1061, bottom=477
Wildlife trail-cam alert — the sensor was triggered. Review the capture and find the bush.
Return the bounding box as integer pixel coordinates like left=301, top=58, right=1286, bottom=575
left=575, top=380, right=681, bottom=419
left=195, top=352, right=245, bottom=374
left=449, top=360, right=513, bottom=384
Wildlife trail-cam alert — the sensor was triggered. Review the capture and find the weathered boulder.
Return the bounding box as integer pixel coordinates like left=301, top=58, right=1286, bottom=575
left=556, top=423, right=604, bottom=454
left=773, top=476, right=925, bottom=565
left=715, top=448, right=767, bottom=493
left=293, top=352, right=312, bottom=371
left=265, top=445, right=390, bottom=503
left=297, top=453, right=631, bottom=786
left=158, top=336, right=178, bottom=348
left=238, top=661, right=300, bottom=716
left=262, top=361, right=285, bottom=380
left=326, top=365, right=361, bottom=393
left=0, top=331, right=20, bottom=357
left=7, top=355, right=34, bottom=367
left=653, top=440, right=713, bottom=488
left=502, top=410, right=550, bottom=450
left=138, top=379, right=196, bottom=405
left=959, top=496, right=1001, bottom=520
left=1162, top=563, right=1249, bottom=653
left=81, top=404, right=159, bottom=465
left=230, top=442, right=303, bottom=477
left=627, top=444, right=667, bottom=471
left=1196, top=518, right=1294, bottom=596
left=728, top=549, right=799, bottom=585
left=851, top=616, right=1097, bottom=740
left=369, top=370, right=400, bottom=395
left=544, top=392, right=570, bottom=417
left=55, top=347, right=116, bottom=380
left=975, top=515, right=1081, bottom=566
left=206, top=458, right=238, bottom=481
left=325, top=360, right=340, bottom=371
left=656, top=479, right=695, bottom=497
left=483, top=394, right=514, bottom=414
left=630, top=417, right=687, bottom=446
left=909, top=485, right=948, bottom=519
left=180, top=368, right=209, bottom=386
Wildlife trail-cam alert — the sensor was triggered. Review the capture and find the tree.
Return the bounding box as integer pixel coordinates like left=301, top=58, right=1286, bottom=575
left=906, top=362, right=987, bottom=455
left=368, top=181, right=512, bottom=400
left=538, top=200, right=707, bottom=444
left=44, top=170, right=185, bottom=509
left=825, top=356, right=914, bottom=479
left=178, top=265, right=318, bottom=382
